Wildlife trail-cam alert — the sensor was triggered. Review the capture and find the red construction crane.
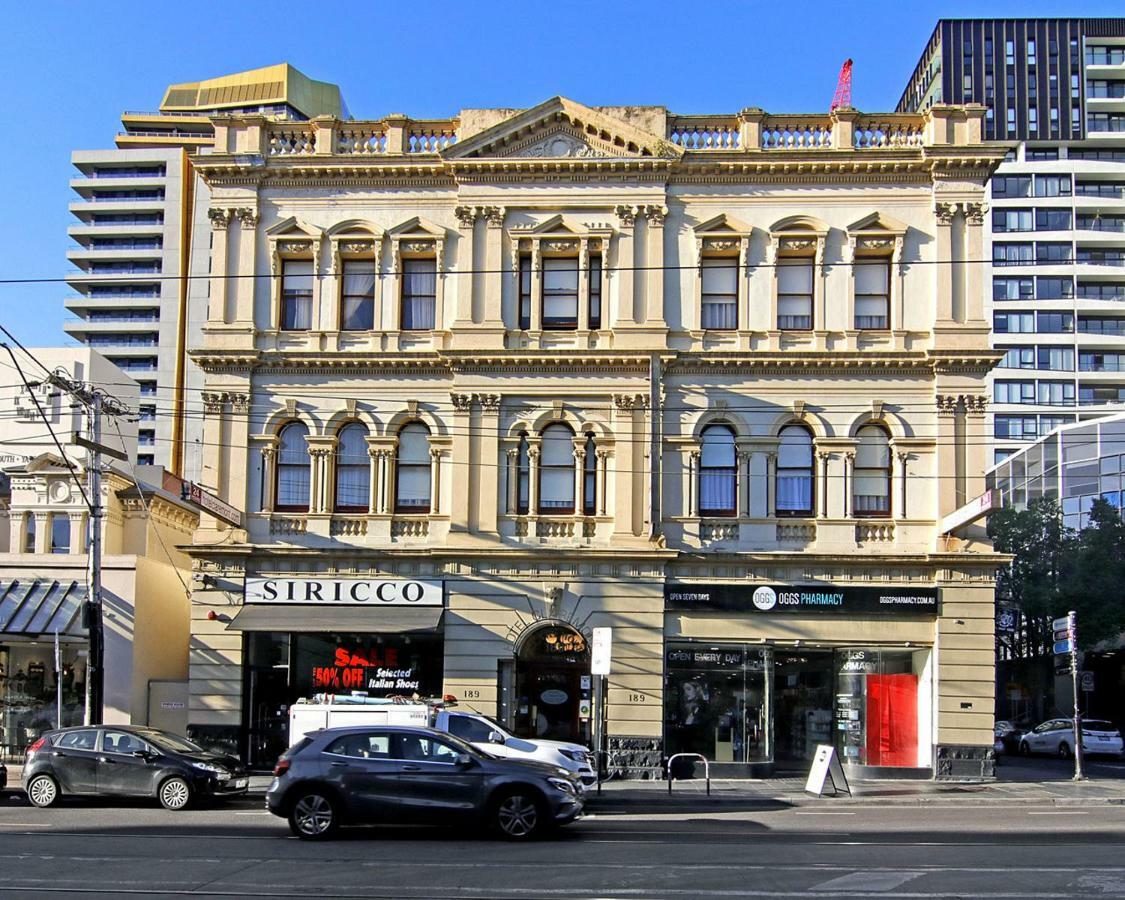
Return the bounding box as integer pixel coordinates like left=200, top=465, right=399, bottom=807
left=830, top=59, right=853, bottom=112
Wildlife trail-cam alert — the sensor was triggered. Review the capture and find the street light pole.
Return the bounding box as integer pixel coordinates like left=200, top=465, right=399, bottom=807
left=1069, top=611, right=1085, bottom=781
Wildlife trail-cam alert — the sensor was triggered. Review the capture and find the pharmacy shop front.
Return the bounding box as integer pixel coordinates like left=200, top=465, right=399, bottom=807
left=663, top=583, right=940, bottom=778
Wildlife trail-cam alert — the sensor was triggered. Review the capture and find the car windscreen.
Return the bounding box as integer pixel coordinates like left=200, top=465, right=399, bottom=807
left=139, top=730, right=205, bottom=754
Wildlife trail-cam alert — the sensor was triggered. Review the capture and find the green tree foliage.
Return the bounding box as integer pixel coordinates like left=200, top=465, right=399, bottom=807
left=989, top=497, right=1125, bottom=654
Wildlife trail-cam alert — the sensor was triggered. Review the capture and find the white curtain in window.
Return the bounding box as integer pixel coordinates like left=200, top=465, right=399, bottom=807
left=341, top=261, right=376, bottom=331
left=282, top=261, right=314, bottom=330
left=539, top=424, right=576, bottom=510
left=855, top=261, right=889, bottom=328
left=335, top=423, right=370, bottom=510
left=701, top=258, right=738, bottom=329
left=777, top=260, right=813, bottom=327
left=277, top=422, right=310, bottom=508
left=396, top=423, right=431, bottom=509
left=402, top=260, right=436, bottom=330
left=854, top=425, right=890, bottom=512
left=542, top=258, right=579, bottom=323
left=776, top=426, right=813, bottom=512
left=700, top=426, right=736, bottom=513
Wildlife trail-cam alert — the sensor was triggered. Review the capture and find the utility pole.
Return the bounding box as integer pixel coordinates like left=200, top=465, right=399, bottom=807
left=44, top=370, right=131, bottom=727
left=84, top=392, right=104, bottom=725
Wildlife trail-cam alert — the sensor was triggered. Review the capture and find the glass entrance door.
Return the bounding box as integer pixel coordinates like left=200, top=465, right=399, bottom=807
left=772, top=650, right=834, bottom=768
left=513, top=625, right=590, bottom=745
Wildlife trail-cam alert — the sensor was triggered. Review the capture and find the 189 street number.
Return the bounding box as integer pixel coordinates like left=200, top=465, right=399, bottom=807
left=628, top=693, right=646, bottom=703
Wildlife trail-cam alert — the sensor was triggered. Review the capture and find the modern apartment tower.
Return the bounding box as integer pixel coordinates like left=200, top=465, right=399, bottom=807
left=64, top=64, right=345, bottom=472
left=899, top=19, right=1125, bottom=464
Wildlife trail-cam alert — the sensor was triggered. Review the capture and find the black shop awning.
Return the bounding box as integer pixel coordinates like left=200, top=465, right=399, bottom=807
left=226, top=605, right=443, bottom=634
left=0, top=580, right=87, bottom=638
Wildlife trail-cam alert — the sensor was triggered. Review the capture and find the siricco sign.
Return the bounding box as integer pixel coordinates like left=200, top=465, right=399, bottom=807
left=245, top=577, right=443, bottom=606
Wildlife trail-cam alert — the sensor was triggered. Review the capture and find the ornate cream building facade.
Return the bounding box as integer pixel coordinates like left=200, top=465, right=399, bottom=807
left=186, top=97, right=1007, bottom=778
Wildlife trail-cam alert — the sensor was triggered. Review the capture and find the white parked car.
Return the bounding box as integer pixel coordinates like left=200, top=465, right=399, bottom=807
left=1019, top=718, right=1124, bottom=758
left=436, top=710, right=598, bottom=788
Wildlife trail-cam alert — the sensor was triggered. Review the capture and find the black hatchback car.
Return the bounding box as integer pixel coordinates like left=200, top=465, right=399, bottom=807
left=23, top=725, right=249, bottom=810
left=267, top=725, right=584, bottom=841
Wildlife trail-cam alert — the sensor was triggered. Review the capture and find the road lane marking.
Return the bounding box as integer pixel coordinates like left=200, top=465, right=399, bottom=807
left=0, top=824, right=51, bottom=828
left=1028, top=812, right=1087, bottom=815
left=793, top=812, right=856, bottom=816
left=809, top=870, right=923, bottom=892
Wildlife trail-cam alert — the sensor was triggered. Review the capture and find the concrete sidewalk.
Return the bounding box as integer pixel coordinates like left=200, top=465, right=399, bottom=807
left=6, top=765, right=1125, bottom=808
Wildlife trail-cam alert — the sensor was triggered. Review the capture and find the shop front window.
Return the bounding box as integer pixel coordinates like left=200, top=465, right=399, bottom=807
left=664, top=643, right=771, bottom=767
left=834, top=648, right=930, bottom=768
left=0, top=642, right=86, bottom=758
left=242, top=631, right=444, bottom=770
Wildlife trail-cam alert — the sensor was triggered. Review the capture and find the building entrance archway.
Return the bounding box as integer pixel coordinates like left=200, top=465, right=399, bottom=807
left=513, top=623, right=590, bottom=745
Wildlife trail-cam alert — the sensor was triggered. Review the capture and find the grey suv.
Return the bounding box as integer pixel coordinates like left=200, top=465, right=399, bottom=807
left=267, top=725, right=584, bottom=841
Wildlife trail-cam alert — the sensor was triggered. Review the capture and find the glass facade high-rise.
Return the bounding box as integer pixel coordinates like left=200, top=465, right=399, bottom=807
left=899, top=19, right=1125, bottom=465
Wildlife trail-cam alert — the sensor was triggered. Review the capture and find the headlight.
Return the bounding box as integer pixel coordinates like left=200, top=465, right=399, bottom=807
left=559, top=749, right=588, bottom=763
left=547, top=776, right=577, bottom=795
left=192, top=762, right=227, bottom=777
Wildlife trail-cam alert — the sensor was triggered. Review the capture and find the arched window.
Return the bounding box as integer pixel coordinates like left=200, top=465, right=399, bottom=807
left=583, top=433, right=597, bottom=516
left=395, top=423, right=432, bottom=512
left=854, top=424, right=892, bottom=517
left=276, top=422, right=311, bottom=512
left=777, top=425, right=814, bottom=516
left=539, top=424, right=576, bottom=514
left=334, top=423, right=370, bottom=512
left=517, top=432, right=530, bottom=514
left=700, top=424, right=737, bottom=517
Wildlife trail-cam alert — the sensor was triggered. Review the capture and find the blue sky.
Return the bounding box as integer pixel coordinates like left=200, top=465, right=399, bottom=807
left=1, top=0, right=1121, bottom=347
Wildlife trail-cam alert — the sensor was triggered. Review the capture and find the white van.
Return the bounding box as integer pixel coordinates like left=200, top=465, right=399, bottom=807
left=288, top=695, right=596, bottom=787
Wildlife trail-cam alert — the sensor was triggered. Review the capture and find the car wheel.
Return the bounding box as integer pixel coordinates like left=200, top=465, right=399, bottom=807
left=158, top=776, right=193, bottom=811
left=1019, top=741, right=1031, bottom=756
left=288, top=791, right=339, bottom=841
left=492, top=789, right=545, bottom=841
left=1058, top=742, right=1072, bottom=759
left=26, top=774, right=59, bottom=808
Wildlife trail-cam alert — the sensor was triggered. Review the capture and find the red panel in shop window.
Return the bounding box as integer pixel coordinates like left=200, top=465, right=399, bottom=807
left=866, top=674, right=918, bottom=767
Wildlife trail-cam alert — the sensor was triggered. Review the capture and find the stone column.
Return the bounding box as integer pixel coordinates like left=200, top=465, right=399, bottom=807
left=207, top=209, right=231, bottom=325
left=385, top=450, right=397, bottom=515
left=963, top=203, right=987, bottom=324
left=33, top=512, right=49, bottom=554
left=933, top=202, right=956, bottom=324
left=260, top=446, right=276, bottom=511
left=450, top=394, right=472, bottom=530
left=429, top=448, right=442, bottom=516
left=453, top=206, right=476, bottom=325
left=482, top=207, right=505, bottom=332
left=896, top=451, right=909, bottom=520
left=527, top=446, right=541, bottom=516
left=200, top=392, right=225, bottom=499
left=234, top=208, right=259, bottom=327
left=577, top=238, right=590, bottom=333
left=574, top=445, right=586, bottom=515
left=505, top=448, right=519, bottom=515
left=644, top=206, right=666, bottom=326
left=596, top=448, right=609, bottom=516
left=476, top=393, right=501, bottom=533
left=614, top=207, right=637, bottom=325
left=766, top=452, right=777, bottom=517
left=844, top=452, right=856, bottom=518
left=366, top=446, right=380, bottom=514
left=737, top=449, right=750, bottom=518
left=529, top=242, right=543, bottom=333
left=818, top=451, right=830, bottom=518
left=687, top=450, right=701, bottom=518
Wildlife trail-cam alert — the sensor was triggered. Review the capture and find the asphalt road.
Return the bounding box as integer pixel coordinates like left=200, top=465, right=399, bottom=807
left=2, top=787, right=1125, bottom=899
left=996, top=751, right=1125, bottom=781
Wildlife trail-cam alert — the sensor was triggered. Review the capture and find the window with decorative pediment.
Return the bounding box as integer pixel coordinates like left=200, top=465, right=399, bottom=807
left=847, top=214, right=906, bottom=333
left=395, top=423, right=432, bottom=512
left=334, top=423, right=370, bottom=512
left=388, top=217, right=445, bottom=334
left=512, top=216, right=610, bottom=333
left=700, top=424, right=737, bottom=517
left=268, top=217, right=322, bottom=332
left=276, top=422, right=311, bottom=512
left=341, top=262, right=376, bottom=331
left=542, top=258, right=579, bottom=329
left=770, top=217, right=827, bottom=333
left=694, top=215, right=750, bottom=333
left=328, top=222, right=382, bottom=334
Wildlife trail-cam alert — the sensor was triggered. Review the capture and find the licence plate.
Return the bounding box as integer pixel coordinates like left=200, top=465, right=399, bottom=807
left=234, top=778, right=248, bottom=789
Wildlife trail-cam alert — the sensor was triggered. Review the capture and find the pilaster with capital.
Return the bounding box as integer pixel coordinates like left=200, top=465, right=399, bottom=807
left=505, top=447, right=520, bottom=515
left=475, top=392, right=501, bottom=533
left=234, top=207, right=259, bottom=326
left=206, top=208, right=232, bottom=325
left=843, top=451, right=856, bottom=518
left=527, top=446, right=541, bottom=517
left=449, top=393, right=472, bottom=532
left=614, top=205, right=638, bottom=326
left=818, top=451, right=830, bottom=518
left=453, top=206, right=476, bottom=324
left=643, top=205, right=667, bottom=326
left=482, top=206, right=505, bottom=335
left=595, top=448, right=610, bottom=517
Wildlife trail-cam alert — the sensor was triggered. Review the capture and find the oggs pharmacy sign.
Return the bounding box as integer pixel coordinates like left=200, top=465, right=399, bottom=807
left=246, top=577, right=443, bottom=606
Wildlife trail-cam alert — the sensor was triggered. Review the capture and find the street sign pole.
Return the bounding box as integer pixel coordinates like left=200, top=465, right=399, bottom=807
left=1068, top=611, right=1085, bottom=781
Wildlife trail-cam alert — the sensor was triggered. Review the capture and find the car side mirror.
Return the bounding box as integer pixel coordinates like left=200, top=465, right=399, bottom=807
left=454, top=752, right=475, bottom=767
left=488, top=731, right=505, bottom=744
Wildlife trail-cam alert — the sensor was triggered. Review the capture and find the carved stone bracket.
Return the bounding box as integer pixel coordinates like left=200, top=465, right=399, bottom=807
left=962, top=201, right=988, bottom=225
left=613, top=393, right=649, bottom=411
left=207, top=208, right=232, bottom=230
left=474, top=393, right=501, bottom=411
left=202, top=392, right=225, bottom=415
left=643, top=205, right=668, bottom=227
left=450, top=393, right=473, bottom=412
left=614, top=205, right=639, bottom=227
left=235, top=208, right=259, bottom=227
left=934, top=202, right=957, bottom=224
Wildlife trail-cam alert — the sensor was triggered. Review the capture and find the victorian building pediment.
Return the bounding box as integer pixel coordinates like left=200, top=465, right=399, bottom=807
left=445, top=96, right=681, bottom=161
